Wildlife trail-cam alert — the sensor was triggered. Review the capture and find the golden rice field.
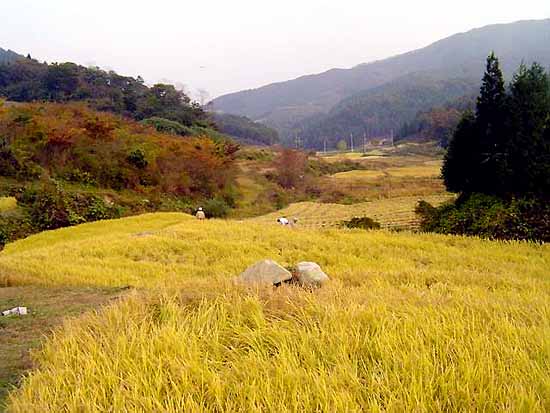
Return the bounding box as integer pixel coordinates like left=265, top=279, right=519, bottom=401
left=331, top=161, right=443, bottom=180
left=0, top=197, right=16, bottom=213
left=2, top=213, right=550, bottom=411
left=250, top=194, right=453, bottom=230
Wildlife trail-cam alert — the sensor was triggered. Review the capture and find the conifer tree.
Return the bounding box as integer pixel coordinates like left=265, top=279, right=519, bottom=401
left=508, top=63, right=550, bottom=195
left=442, top=110, right=477, bottom=193
left=474, top=53, right=510, bottom=193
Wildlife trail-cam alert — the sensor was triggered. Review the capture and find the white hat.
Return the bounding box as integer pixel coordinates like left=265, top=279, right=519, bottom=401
left=198, top=207, right=203, bottom=211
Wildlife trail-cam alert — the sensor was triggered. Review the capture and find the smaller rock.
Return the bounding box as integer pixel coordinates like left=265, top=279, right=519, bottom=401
left=295, top=262, right=330, bottom=287
left=236, top=260, right=293, bottom=286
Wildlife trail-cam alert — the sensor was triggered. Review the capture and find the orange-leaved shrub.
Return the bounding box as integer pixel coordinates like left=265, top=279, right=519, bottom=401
left=0, top=102, right=237, bottom=198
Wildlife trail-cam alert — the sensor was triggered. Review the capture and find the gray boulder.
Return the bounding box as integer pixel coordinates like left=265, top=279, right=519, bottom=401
left=237, top=260, right=293, bottom=286
left=295, top=262, right=330, bottom=287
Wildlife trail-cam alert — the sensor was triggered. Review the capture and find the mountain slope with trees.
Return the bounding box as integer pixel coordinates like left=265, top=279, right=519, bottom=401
left=298, top=73, right=479, bottom=149
left=213, top=19, right=550, bottom=143
left=212, top=113, right=279, bottom=145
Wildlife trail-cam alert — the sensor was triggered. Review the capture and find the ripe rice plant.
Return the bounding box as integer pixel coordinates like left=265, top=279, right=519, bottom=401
left=0, top=197, right=16, bottom=212
left=251, top=194, right=453, bottom=230
left=331, top=161, right=442, bottom=180
left=3, top=213, right=549, bottom=411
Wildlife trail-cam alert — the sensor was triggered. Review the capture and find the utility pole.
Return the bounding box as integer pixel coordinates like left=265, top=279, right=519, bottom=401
left=323, top=137, right=327, bottom=154
left=350, top=132, right=354, bottom=152
left=363, top=131, right=367, bottom=154
left=390, top=129, right=394, bottom=147
left=294, top=133, right=302, bottom=149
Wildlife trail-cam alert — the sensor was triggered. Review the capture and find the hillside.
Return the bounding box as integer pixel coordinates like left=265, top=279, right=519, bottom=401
left=0, top=48, right=21, bottom=65
left=0, top=57, right=212, bottom=132
left=299, top=74, right=479, bottom=148
left=212, top=113, right=279, bottom=145
left=0, top=101, right=238, bottom=246
left=0, top=54, right=280, bottom=145
left=1, top=213, right=549, bottom=411
left=212, top=19, right=550, bottom=141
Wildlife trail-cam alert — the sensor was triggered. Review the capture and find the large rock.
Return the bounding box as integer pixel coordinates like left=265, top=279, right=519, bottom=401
left=295, top=262, right=330, bottom=287
left=237, top=260, right=293, bottom=286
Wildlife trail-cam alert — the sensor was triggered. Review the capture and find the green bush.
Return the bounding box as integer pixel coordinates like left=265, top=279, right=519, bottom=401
left=17, top=179, right=122, bottom=231
left=342, top=216, right=381, bottom=230
left=203, top=197, right=231, bottom=218
left=416, top=194, right=550, bottom=242
left=236, top=148, right=274, bottom=161
left=141, top=117, right=191, bottom=136
left=0, top=210, right=33, bottom=250
left=127, top=149, right=149, bottom=169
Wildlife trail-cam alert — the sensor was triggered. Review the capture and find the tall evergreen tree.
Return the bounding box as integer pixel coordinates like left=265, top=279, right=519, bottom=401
left=508, top=63, right=550, bottom=195
left=442, top=110, right=477, bottom=193
left=474, top=53, right=509, bottom=194
left=538, top=119, right=550, bottom=196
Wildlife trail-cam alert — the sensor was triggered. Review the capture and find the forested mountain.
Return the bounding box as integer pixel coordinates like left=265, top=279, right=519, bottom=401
left=212, top=19, right=550, bottom=145
left=0, top=48, right=21, bottom=64
left=397, top=94, right=476, bottom=146
left=298, top=74, right=479, bottom=148
left=212, top=113, right=279, bottom=145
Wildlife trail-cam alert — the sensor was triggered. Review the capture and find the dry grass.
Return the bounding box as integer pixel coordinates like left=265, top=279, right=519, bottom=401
left=250, top=194, right=453, bottom=230
left=0, top=198, right=16, bottom=213
left=1, top=212, right=549, bottom=411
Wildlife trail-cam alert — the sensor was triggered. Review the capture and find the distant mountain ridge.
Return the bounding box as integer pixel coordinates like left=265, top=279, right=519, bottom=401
left=212, top=19, right=550, bottom=145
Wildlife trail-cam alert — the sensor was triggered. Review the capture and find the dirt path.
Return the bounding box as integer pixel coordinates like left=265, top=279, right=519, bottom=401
left=0, top=286, right=126, bottom=410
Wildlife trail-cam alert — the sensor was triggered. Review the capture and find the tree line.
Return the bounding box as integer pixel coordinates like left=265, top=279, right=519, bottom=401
left=0, top=58, right=210, bottom=128
left=0, top=57, right=279, bottom=145
left=418, top=54, right=550, bottom=242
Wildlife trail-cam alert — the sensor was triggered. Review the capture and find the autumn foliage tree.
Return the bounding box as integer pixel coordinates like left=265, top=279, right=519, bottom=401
left=273, top=148, right=307, bottom=189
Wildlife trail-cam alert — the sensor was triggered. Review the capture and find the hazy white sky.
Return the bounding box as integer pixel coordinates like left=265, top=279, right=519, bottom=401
left=2, top=0, right=549, bottom=99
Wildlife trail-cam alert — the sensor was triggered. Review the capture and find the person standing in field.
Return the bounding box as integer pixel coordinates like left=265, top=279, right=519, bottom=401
left=277, top=217, right=289, bottom=225
left=196, top=207, right=206, bottom=220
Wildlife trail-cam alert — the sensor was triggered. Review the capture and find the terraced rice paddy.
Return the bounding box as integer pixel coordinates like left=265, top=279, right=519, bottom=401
left=250, top=194, right=453, bottom=230
left=2, top=213, right=549, bottom=412
left=331, top=161, right=442, bottom=180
